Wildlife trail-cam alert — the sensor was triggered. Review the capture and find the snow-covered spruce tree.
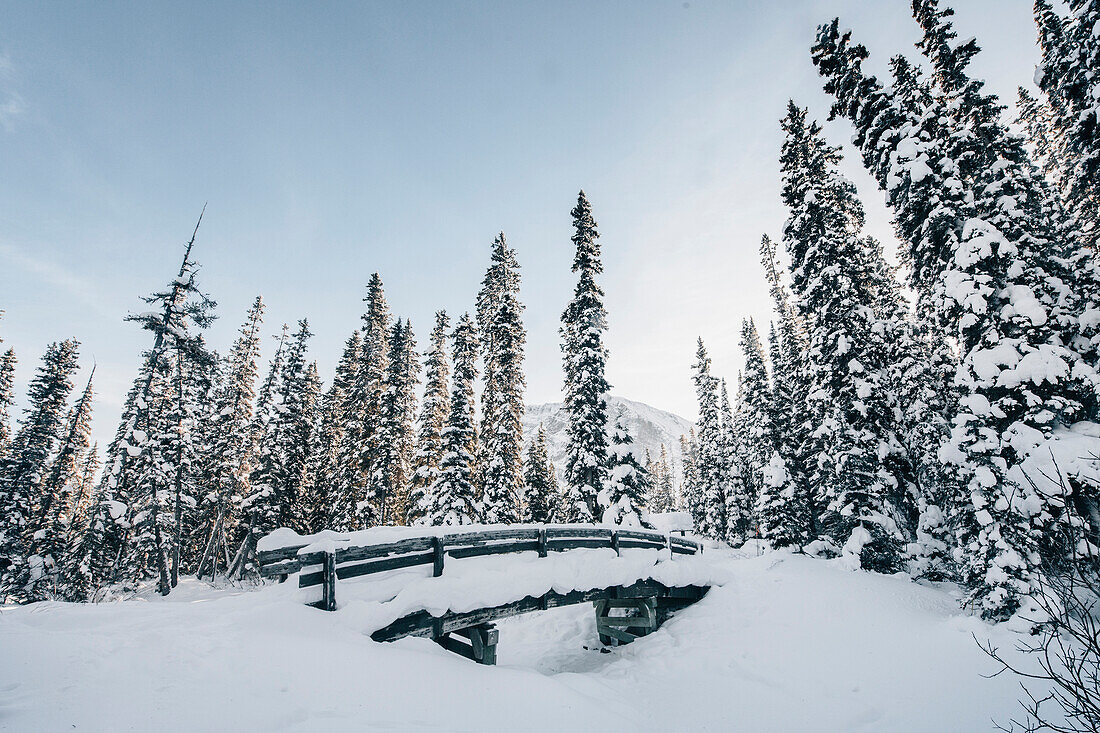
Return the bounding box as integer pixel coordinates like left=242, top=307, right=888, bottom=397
left=373, top=319, right=420, bottom=525
left=349, top=273, right=392, bottom=528
left=99, top=219, right=216, bottom=596
left=291, top=362, right=323, bottom=531
left=0, top=339, right=80, bottom=602
left=311, top=331, right=360, bottom=531
left=691, top=339, right=730, bottom=542
left=60, top=444, right=102, bottom=601
left=735, top=319, right=772, bottom=527
left=816, top=5, right=1099, bottom=617
left=679, top=431, right=702, bottom=525
left=646, top=444, right=676, bottom=514
left=408, top=311, right=450, bottom=525
left=193, top=296, right=264, bottom=579
left=477, top=233, right=526, bottom=524
left=426, top=314, right=480, bottom=526
left=602, top=412, right=652, bottom=528
left=760, top=234, right=816, bottom=541
left=522, top=424, right=558, bottom=523
left=1032, top=0, right=1100, bottom=247
left=237, top=319, right=315, bottom=570
left=29, top=366, right=95, bottom=599
left=0, top=315, right=15, bottom=460
left=778, top=103, right=904, bottom=572
left=560, top=191, right=611, bottom=523
left=755, top=452, right=807, bottom=549
left=720, top=379, right=750, bottom=539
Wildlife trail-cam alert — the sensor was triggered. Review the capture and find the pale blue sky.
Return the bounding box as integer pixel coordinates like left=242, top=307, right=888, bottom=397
left=0, top=1, right=1038, bottom=449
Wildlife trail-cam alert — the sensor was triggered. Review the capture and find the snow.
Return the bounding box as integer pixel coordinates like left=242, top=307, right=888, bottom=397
left=649, top=511, right=694, bottom=533
left=0, top=551, right=1062, bottom=731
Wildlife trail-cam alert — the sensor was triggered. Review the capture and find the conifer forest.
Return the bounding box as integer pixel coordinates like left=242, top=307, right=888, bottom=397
left=5, top=2, right=1100, bottom=731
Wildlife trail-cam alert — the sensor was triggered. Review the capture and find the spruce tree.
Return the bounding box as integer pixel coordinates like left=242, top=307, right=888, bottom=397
left=779, top=103, right=904, bottom=572
left=100, top=216, right=216, bottom=595
left=561, top=191, right=611, bottom=523
left=679, top=430, right=703, bottom=525
left=1032, top=0, right=1100, bottom=246
left=691, top=339, right=731, bottom=542
left=760, top=235, right=816, bottom=541
left=735, top=319, right=772, bottom=529
left=478, top=234, right=527, bottom=524
left=522, top=424, right=557, bottom=523
left=754, top=452, right=808, bottom=549
left=374, top=319, right=420, bottom=525
left=0, top=340, right=81, bottom=601
left=408, top=311, right=450, bottom=525
left=426, top=314, right=480, bottom=525
left=194, top=297, right=264, bottom=578
left=30, top=366, right=95, bottom=599
left=313, top=331, right=361, bottom=531
left=0, top=322, right=14, bottom=460
left=240, top=319, right=315, bottom=560
left=646, top=444, right=675, bottom=514
left=815, top=4, right=1099, bottom=616
left=602, top=413, right=652, bottom=527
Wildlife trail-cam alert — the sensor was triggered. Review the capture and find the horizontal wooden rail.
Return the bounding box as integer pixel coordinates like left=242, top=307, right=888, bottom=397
left=256, top=526, right=703, bottom=611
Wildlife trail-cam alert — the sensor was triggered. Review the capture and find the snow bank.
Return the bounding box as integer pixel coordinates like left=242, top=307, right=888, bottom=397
left=0, top=551, right=1064, bottom=732
left=328, top=546, right=728, bottom=635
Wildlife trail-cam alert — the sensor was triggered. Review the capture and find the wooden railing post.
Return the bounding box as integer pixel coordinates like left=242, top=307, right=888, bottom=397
left=666, top=534, right=673, bottom=558
left=611, top=530, right=620, bottom=557
left=321, top=551, right=337, bottom=611
left=537, top=528, right=547, bottom=558
left=432, top=536, right=444, bottom=577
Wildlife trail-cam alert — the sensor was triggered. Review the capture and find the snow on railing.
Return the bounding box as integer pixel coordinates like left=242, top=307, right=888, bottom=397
left=256, top=524, right=703, bottom=611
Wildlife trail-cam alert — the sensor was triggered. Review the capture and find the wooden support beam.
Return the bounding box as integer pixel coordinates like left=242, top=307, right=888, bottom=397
left=437, top=624, right=498, bottom=665
left=311, top=551, right=336, bottom=611
left=432, top=536, right=444, bottom=577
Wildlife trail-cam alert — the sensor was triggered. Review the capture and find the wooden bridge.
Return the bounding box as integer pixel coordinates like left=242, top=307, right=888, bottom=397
left=258, top=525, right=711, bottom=665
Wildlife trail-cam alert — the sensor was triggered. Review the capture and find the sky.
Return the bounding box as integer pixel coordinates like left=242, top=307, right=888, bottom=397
left=0, top=0, right=1041, bottom=450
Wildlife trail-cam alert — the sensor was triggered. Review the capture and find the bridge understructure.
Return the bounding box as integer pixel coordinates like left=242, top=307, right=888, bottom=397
left=371, top=580, right=710, bottom=665
left=257, top=525, right=710, bottom=666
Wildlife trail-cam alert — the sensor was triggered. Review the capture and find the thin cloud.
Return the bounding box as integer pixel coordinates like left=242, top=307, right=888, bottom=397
left=0, top=242, right=115, bottom=319
left=0, top=52, right=24, bottom=131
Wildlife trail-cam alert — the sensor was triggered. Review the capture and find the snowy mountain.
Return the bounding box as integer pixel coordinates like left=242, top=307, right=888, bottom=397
left=523, top=396, right=694, bottom=477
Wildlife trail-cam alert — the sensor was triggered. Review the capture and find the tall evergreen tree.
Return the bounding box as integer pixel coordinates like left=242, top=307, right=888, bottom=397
left=735, top=319, right=772, bottom=528
left=691, top=339, right=730, bottom=541
left=313, top=331, right=361, bottom=531
left=602, top=413, right=652, bottom=528
left=1032, top=0, right=1100, bottom=246
left=408, top=311, right=450, bottom=525
left=339, top=274, right=391, bottom=528
left=646, top=444, right=676, bottom=514
left=478, top=234, right=527, bottom=524
left=561, top=191, right=611, bottom=522
left=100, top=215, right=216, bottom=595
left=522, top=424, right=558, bottom=523
left=0, top=315, right=15, bottom=460
left=779, top=102, right=904, bottom=571
left=30, top=366, right=95, bottom=599
left=0, top=340, right=81, bottom=601
left=374, top=319, right=420, bottom=525
left=240, top=319, right=315, bottom=563
left=815, top=4, right=1100, bottom=617
left=426, top=314, right=480, bottom=526
left=194, top=297, right=264, bottom=578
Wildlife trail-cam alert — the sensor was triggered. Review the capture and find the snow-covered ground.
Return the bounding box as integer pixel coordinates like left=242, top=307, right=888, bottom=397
left=0, top=550, right=1057, bottom=732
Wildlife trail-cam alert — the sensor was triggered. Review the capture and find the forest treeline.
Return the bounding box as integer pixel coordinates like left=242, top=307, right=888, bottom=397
left=4, top=0, right=1100, bottom=627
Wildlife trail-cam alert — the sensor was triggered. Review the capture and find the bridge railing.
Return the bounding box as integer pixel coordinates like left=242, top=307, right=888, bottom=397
left=257, top=525, right=703, bottom=611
